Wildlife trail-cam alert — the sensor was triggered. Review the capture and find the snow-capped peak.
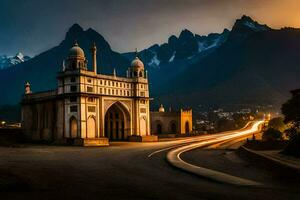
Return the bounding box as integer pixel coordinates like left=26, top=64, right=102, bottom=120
left=242, top=19, right=269, bottom=32
left=0, top=52, right=31, bottom=69
left=234, top=15, right=270, bottom=32
left=15, top=52, right=25, bottom=61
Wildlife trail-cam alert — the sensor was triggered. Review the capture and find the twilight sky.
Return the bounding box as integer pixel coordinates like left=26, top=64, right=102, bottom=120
left=1, top=0, right=300, bottom=56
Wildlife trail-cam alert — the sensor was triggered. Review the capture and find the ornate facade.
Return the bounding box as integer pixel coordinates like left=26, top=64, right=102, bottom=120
left=21, top=42, right=157, bottom=146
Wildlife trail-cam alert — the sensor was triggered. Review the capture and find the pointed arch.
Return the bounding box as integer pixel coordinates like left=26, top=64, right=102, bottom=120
left=169, top=120, right=177, bottom=134
left=105, top=101, right=130, bottom=116
left=155, top=120, right=163, bottom=134
left=104, top=101, right=131, bottom=140
left=87, top=115, right=96, bottom=138
left=139, top=116, right=147, bottom=136
left=70, top=116, right=78, bottom=138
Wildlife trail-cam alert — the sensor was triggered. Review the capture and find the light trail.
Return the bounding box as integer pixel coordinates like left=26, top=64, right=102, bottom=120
left=147, top=121, right=255, bottom=157
left=166, top=120, right=265, bottom=186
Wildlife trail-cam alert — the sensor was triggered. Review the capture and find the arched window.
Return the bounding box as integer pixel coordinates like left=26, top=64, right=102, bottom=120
left=139, top=71, right=143, bottom=77
left=72, top=61, right=76, bottom=69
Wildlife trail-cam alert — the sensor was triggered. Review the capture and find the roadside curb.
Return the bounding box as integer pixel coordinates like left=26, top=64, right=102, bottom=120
left=240, top=146, right=300, bottom=173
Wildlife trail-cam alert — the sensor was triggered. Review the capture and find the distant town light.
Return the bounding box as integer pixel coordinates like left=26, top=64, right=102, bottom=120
left=1, top=121, right=6, bottom=125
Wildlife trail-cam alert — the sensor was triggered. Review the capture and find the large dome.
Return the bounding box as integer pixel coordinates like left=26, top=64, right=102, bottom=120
left=131, top=57, right=144, bottom=69
left=69, top=42, right=85, bottom=58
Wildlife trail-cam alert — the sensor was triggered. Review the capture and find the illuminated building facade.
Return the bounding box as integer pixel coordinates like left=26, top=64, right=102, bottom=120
left=21, top=42, right=156, bottom=146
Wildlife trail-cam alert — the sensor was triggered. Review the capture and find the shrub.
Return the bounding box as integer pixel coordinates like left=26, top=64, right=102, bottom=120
left=283, top=132, right=300, bottom=157
left=262, top=128, right=283, bottom=141
left=268, top=117, right=287, bottom=132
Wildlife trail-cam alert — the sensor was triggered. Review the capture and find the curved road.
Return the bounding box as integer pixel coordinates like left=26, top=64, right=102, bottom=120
left=166, top=121, right=264, bottom=186
left=0, top=121, right=299, bottom=200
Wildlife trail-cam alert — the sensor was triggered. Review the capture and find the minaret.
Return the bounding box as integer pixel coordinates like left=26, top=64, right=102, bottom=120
left=135, top=48, right=138, bottom=57
left=25, top=82, right=31, bottom=94
left=91, top=42, right=97, bottom=74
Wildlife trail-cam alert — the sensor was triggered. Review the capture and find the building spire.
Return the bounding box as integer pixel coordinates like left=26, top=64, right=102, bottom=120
left=113, top=68, right=116, bottom=77
left=135, top=48, right=138, bottom=57
left=91, top=42, right=97, bottom=74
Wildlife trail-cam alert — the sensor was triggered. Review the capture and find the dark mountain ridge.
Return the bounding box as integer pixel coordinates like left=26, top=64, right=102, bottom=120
left=0, top=23, right=129, bottom=105
left=156, top=26, right=300, bottom=109
left=0, top=15, right=300, bottom=114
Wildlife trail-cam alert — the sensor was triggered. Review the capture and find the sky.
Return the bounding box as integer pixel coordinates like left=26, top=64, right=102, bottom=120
left=1, top=0, right=300, bottom=56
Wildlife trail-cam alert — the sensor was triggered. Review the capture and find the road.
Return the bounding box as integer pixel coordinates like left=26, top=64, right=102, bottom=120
left=0, top=121, right=300, bottom=200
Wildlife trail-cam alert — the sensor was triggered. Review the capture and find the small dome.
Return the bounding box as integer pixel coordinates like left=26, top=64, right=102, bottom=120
left=69, top=42, right=85, bottom=58
left=159, top=104, right=165, bottom=112
left=131, top=57, right=144, bottom=69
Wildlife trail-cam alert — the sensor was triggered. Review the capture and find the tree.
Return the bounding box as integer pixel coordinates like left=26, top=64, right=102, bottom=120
left=268, top=117, right=287, bottom=132
left=281, top=89, right=300, bottom=128
left=262, top=128, right=283, bottom=141
left=283, top=127, right=300, bottom=157
left=281, top=89, right=300, bottom=157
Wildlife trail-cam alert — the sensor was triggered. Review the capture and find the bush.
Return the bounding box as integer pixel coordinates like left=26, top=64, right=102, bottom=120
left=268, top=117, right=287, bottom=132
left=283, top=132, right=300, bottom=157
left=262, top=128, right=283, bottom=141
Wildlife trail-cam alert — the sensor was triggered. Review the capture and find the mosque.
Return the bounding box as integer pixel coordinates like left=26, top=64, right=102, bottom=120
left=21, top=42, right=157, bottom=146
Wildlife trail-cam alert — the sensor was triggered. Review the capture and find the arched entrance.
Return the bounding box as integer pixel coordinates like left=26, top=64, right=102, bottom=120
left=104, top=102, right=130, bottom=141
left=170, top=121, right=177, bottom=134
left=157, top=124, right=162, bottom=134
left=185, top=121, right=190, bottom=134
left=87, top=116, right=96, bottom=138
left=70, top=116, right=78, bottom=138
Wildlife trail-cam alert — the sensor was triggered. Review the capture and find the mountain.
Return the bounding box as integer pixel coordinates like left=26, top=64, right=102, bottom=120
left=155, top=16, right=300, bottom=110
left=123, top=28, right=229, bottom=67
left=0, top=23, right=129, bottom=105
left=0, top=52, right=31, bottom=69
left=1, top=15, right=300, bottom=114
left=122, top=28, right=230, bottom=92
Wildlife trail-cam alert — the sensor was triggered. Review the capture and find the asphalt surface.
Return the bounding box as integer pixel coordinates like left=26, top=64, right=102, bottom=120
left=0, top=124, right=299, bottom=199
